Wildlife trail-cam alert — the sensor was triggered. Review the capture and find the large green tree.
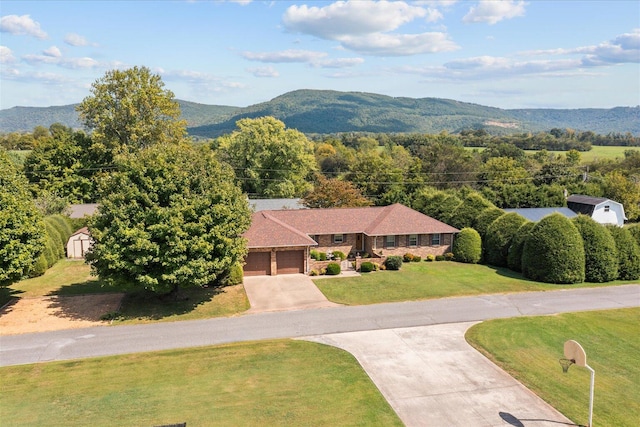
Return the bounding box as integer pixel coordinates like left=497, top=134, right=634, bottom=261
left=77, top=66, right=186, bottom=153
left=86, top=143, right=251, bottom=296
left=0, top=150, right=45, bottom=286
left=217, top=117, right=316, bottom=198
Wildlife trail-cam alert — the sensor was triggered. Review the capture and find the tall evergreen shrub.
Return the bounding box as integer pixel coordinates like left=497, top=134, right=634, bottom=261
left=522, top=214, right=585, bottom=284
left=606, top=226, right=640, bottom=280
left=484, top=213, right=527, bottom=267
left=507, top=221, right=534, bottom=272
left=452, top=228, right=482, bottom=264
left=572, top=215, right=618, bottom=282
left=450, top=192, right=494, bottom=230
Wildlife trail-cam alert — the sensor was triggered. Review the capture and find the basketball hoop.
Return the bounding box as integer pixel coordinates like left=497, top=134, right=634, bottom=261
left=559, top=358, right=575, bottom=373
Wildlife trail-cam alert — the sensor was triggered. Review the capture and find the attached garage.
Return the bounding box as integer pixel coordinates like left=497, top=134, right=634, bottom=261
left=244, top=252, right=271, bottom=276
left=276, top=250, right=304, bottom=274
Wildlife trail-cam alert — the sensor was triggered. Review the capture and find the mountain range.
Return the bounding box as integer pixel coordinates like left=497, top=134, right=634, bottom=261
left=1, top=89, right=638, bottom=137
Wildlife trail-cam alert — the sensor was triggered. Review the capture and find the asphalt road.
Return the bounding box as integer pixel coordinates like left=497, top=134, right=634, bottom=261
left=1, top=285, right=638, bottom=367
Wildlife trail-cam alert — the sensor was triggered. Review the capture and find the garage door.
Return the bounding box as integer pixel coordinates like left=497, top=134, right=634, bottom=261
left=244, top=252, right=271, bottom=276
left=276, top=250, right=304, bottom=274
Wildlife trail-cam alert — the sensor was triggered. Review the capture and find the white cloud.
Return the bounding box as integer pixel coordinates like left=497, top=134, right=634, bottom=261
left=341, top=32, right=459, bottom=56
left=283, top=1, right=427, bottom=39
left=0, top=45, right=16, bottom=63
left=22, top=53, right=99, bottom=69
left=64, top=33, right=89, bottom=47
left=247, top=66, right=279, bottom=78
left=314, top=57, right=365, bottom=68
left=158, top=69, right=247, bottom=92
left=463, top=0, right=527, bottom=25
left=424, top=8, right=444, bottom=23
left=0, top=14, right=48, bottom=39
left=43, top=46, right=62, bottom=58
left=242, top=49, right=328, bottom=63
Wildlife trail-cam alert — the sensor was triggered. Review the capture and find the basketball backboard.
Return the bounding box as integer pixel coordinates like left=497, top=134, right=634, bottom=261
left=564, top=340, right=587, bottom=367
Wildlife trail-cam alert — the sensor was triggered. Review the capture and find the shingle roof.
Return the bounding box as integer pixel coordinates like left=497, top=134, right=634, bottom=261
left=70, top=227, right=90, bottom=237
left=503, top=207, right=577, bottom=222
left=566, top=195, right=609, bottom=206
left=244, top=203, right=458, bottom=248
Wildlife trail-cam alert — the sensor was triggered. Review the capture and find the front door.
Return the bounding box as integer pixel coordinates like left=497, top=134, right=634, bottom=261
left=356, top=233, right=364, bottom=251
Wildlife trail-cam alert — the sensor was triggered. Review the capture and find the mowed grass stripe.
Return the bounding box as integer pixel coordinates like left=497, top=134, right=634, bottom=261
left=0, top=340, right=402, bottom=427
left=466, top=308, right=640, bottom=427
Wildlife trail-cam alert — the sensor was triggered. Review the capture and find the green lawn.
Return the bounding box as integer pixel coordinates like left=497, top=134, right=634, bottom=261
left=466, top=145, right=639, bottom=162
left=314, top=262, right=637, bottom=305
left=0, top=340, right=402, bottom=427
left=466, top=308, right=640, bottom=427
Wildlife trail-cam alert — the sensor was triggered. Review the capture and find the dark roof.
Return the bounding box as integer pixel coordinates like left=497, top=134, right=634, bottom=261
left=566, top=195, right=610, bottom=206
left=503, top=208, right=577, bottom=222
left=244, top=203, right=458, bottom=248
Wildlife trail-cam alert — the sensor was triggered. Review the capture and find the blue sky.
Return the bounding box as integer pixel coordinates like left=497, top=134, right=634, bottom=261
left=1, top=0, right=639, bottom=110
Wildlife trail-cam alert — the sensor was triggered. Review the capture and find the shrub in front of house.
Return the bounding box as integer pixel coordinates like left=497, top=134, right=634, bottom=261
left=444, top=252, right=454, bottom=261
left=572, top=215, right=618, bottom=282
left=452, top=227, right=482, bottom=264
left=412, top=255, right=421, bottom=262
left=326, top=262, right=341, bottom=275
left=403, top=253, right=414, bottom=262
left=310, top=250, right=319, bottom=260
left=484, top=213, right=527, bottom=267
left=435, top=255, right=446, bottom=261
left=309, top=269, right=319, bottom=276
left=360, top=261, right=375, bottom=273
left=450, top=192, right=495, bottom=230
left=507, top=221, right=534, bottom=272
left=384, top=256, right=403, bottom=270
left=522, top=213, right=585, bottom=284
left=224, top=263, right=244, bottom=285
left=606, top=225, right=640, bottom=280
left=425, top=254, right=435, bottom=262
left=628, top=223, right=640, bottom=247
left=475, top=207, right=504, bottom=239
left=318, top=252, right=327, bottom=261
left=332, top=250, right=346, bottom=260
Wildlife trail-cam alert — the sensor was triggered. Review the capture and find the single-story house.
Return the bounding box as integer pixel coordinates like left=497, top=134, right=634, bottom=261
left=242, top=203, right=459, bottom=276
left=566, top=195, right=627, bottom=226
left=503, top=207, right=577, bottom=222
left=66, top=227, right=93, bottom=259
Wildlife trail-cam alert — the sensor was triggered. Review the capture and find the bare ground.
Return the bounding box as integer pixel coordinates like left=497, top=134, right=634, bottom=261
left=0, top=294, right=124, bottom=336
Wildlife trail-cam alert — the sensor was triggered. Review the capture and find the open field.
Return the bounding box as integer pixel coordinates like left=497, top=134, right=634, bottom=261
left=466, top=145, right=639, bottom=162
left=466, top=308, right=640, bottom=427
left=0, top=340, right=402, bottom=427
left=314, top=262, right=638, bottom=305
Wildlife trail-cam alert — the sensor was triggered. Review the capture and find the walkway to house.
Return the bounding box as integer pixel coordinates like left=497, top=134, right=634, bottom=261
left=243, top=274, right=341, bottom=313
left=304, top=322, right=575, bottom=427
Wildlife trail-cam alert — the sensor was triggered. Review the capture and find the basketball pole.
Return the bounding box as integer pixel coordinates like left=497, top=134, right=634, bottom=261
left=586, top=364, right=595, bottom=427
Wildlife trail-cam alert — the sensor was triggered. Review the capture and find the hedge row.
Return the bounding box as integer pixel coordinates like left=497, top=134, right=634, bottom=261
left=28, top=215, right=75, bottom=277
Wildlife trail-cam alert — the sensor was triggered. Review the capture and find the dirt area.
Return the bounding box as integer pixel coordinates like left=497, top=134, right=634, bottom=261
left=0, top=294, right=124, bottom=336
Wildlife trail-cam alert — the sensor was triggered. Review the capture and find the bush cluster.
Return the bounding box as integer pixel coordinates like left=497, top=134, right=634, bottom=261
left=384, top=256, right=403, bottom=270
left=484, top=213, right=527, bottom=267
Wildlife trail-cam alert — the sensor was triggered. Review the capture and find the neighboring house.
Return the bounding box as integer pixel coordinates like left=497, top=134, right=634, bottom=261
left=503, top=207, right=577, bottom=222
left=566, top=195, right=627, bottom=226
left=68, top=203, right=99, bottom=219
left=249, top=198, right=304, bottom=212
left=242, top=203, right=459, bottom=276
left=66, top=227, right=93, bottom=259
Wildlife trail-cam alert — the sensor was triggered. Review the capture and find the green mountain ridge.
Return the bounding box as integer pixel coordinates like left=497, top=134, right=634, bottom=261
left=1, top=89, right=638, bottom=136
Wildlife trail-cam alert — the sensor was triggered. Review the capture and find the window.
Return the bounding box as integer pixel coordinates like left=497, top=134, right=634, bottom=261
left=431, top=234, right=441, bottom=246
left=385, top=235, right=396, bottom=248
left=333, top=234, right=345, bottom=244
left=604, top=206, right=610, bottom=212
left=408, top=234, right=418, bottom=247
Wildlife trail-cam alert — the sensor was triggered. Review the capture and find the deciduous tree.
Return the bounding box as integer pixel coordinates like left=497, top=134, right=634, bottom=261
left=302, top=174, right=371, bottom=208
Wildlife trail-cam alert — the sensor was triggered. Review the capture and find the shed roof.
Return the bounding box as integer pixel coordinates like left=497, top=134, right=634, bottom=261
left=566, top=195, right=610, bottom=206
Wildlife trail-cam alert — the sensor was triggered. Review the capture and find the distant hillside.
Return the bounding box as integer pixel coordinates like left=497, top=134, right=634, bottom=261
left=2, top=89, right=638, bottom=137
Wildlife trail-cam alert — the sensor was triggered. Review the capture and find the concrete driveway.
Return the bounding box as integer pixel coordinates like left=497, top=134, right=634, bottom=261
left=304, top=322, right=575, bottom=427
left=243, top=274, right=340, bottom=313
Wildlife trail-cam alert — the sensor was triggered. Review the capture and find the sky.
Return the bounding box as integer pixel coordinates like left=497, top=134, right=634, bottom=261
left=1, top=0, right=639, bottom=110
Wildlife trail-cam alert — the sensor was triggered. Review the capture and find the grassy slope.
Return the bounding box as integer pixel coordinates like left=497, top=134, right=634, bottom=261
left=0, top=340, right=402, bottom=427
left=314, top=262, right=637, bottom=305
left=466, top=308, right=640, bottom=427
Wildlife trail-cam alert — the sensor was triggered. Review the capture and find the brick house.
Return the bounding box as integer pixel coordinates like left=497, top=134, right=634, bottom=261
left=242, top=203, right=459, bottom=276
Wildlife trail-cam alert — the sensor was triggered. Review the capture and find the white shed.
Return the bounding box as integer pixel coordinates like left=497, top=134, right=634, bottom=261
left=66, top=227, right=93, bottom=259
left=567, top=195, right=627, bottom=227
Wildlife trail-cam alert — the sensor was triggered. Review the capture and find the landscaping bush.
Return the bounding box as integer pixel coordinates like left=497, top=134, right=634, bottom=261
left=48, top=214, right=74, bottom=241
left=224, top=263, right=244, bottom=285
left=572, top=215, right=618, bottom=282
left=28, top=253, right=49, bottom=278
left=325, top=262, right=341, bottom=275
left=384, top=256, right=403, bottom=270
left=309, top=269, right=319, bottom=276
left=403, top=253, right=415, bottom=262
left=43, top=235, right=58, bottom=268
left=507, top=221, right=534, bottom=272
left=452, top=227, right=481, bottom=264
left=435, top=255, right=446, bottom=261
left=450, top=192, right=495, bottom=230
left=445, top=252, right=454, bottom=261
left=412, top=255, right=421, bottom=262
left=332, top=250, right=346, bottom=261
left=44, top=221, right=65, bottom=260
left=360, top=261, right=375, bottom=273
left=522, top=213, right=585, bottom=284
left=425, top=254, right=435, bottom=262
left=606, top=225, right=640, bottom=280
left=310, top=250, right=319, bottom=260
left=628, top=224, right=640, bottom=247
left=318, top=252, right=327, bottom=261
left=474, top=207, right=504, bottom=238
left=484, top=213, right=527, bottom=267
